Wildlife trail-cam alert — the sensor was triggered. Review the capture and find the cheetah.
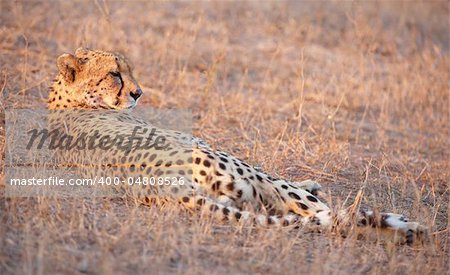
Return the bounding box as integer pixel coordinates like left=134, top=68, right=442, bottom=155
left=47, top=47, right=427, bottom=245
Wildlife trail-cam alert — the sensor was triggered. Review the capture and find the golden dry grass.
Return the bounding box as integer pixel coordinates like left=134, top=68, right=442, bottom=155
left=0, top=1, right=449, bottom=274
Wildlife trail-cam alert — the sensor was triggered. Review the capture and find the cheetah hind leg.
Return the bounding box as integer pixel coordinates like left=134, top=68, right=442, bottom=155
left=294, top=180, right=323, bottom=196
left=358, top=210, right=428, bottom=245
left=338, top=209, right=428, bottom=245
left=274, top=180, right=427, bottom=245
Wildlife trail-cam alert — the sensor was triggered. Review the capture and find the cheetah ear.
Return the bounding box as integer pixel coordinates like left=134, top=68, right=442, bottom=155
left=57, top=53, right=80, bottom=83
left=75, top=47, right=90, bottom=57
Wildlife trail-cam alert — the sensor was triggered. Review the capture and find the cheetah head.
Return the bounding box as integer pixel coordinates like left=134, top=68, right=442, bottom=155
left=51, top=47, right=142, bottom=110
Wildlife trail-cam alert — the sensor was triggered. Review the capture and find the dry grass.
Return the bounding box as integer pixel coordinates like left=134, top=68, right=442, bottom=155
left=0, top=1, right=449, bottom=274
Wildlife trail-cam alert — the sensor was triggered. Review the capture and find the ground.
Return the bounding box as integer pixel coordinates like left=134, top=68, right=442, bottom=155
left=0, top=1, right=449, bottom=274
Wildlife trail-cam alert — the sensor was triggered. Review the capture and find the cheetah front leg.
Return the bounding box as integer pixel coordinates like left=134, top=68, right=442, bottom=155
left=177, top=193, right=308, bottom=227
left=177, top=194, right=256, bottom=223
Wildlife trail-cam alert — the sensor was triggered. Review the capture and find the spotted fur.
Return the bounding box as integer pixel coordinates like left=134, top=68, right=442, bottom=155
left=48, top=48, right=427, bottom=245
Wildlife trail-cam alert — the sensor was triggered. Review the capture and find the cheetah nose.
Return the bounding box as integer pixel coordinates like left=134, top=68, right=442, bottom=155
left=130, top=89, right=142, bottom=100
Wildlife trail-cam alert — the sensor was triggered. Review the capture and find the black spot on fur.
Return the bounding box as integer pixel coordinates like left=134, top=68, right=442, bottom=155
left=219, top=157, right=228, bottom=163
left=226, top=183, right=234, bottom=191
left=288, top=192, right=301, bottom=200
left=182, top=197, right=190, bottom=203
left=212, top=181, right=221, bottom=191
left=197, top=198, right=206, bottom=206
left=235, top=212, right=242, bottom=221
left=297, top=202, right=309, bottom=210
left=148, top=154, right=157, bottom=162
left=306, top=195, right=318, bottom=203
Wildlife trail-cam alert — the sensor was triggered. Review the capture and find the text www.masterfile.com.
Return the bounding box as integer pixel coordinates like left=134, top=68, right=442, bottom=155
left=8, top=176, right=186, bottom=186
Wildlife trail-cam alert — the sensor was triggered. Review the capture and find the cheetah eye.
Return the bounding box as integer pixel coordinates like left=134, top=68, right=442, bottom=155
left=110, top=71, right=121, bottom=78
